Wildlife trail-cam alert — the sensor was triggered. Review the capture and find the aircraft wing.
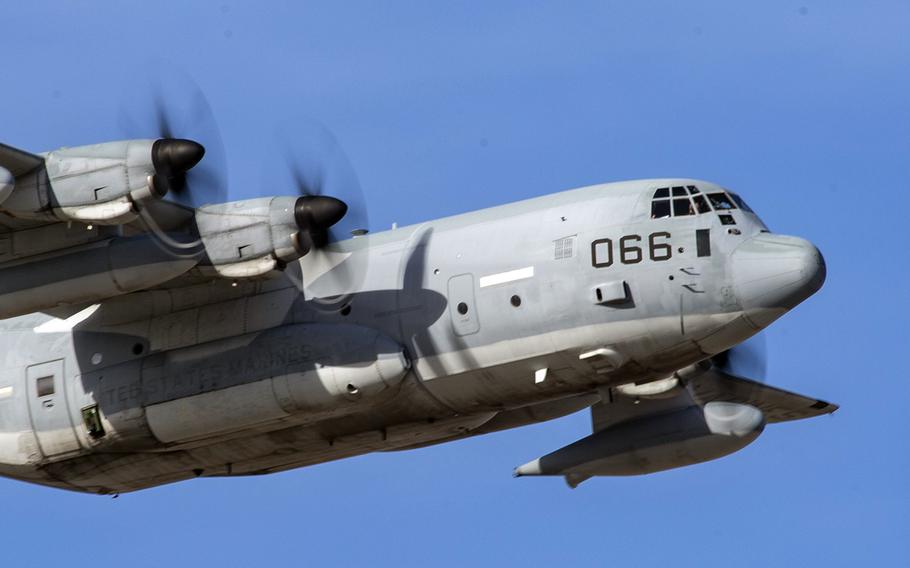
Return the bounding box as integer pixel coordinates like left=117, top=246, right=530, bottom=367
left=591, top=381, right=695, bottom=432
left=515, top=361, right=837, bottom=488
left=686, top=368, right=837, bottom=423
left=0, top=135, right=354, bottom=320
left=0, top=138, right=211, bottom=317
left=0, top=142, right=48, bottom=232
left=592, top=363, right=837, bottom=432
left=0, top=142, right=44, bottom=177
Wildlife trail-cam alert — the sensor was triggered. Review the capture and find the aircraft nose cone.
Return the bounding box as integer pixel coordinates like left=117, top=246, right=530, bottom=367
left=731, top=233, right=826, bottom=329
left=0, top=166, right=13, bottom=204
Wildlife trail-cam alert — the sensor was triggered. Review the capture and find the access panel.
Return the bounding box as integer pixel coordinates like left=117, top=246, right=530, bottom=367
left=26, top=360, right=81, bottom=458
left=447, top=273, right=480, bottom=336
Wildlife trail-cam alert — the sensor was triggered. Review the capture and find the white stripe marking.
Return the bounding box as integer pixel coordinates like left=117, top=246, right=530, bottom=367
left=0, top=386, right=12, bottom=400
left=579, top=347, right=612, bottom=360
left=479, top=266, right=534, bottom=288
left=34, top=304, right=101, bottom=334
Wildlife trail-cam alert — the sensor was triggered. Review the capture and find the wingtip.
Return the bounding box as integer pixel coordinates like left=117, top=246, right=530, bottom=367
left=811, top=399, right=839, bottom=415
left=513, top=458, right=542, bottom=477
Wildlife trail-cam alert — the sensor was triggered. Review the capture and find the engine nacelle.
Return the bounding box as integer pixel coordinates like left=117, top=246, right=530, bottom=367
left=2, top=139, right=202, bottom=224
left=0, top=166, right=13, bottom=205
left=514, top=402, right=765, bottom=487
left=195, top=197, right=306, bottom=278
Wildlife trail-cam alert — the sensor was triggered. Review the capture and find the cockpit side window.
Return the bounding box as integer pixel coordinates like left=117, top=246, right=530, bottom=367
left=651, top=199, right=671, bottom=219
left=672, top=186, right=688, bottom=197
left=729, top=192, right=754, bottom=213
left=692, top=194, right=711, bottom=214
left=707, top=192, right=737, bottom=210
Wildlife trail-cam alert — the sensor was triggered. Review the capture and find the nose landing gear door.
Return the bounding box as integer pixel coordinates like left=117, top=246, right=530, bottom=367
left=26, top=360, right=81, bottom=458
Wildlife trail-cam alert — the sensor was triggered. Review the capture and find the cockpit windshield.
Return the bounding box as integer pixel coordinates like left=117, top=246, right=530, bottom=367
left=650, top=185, right=752, bottom=219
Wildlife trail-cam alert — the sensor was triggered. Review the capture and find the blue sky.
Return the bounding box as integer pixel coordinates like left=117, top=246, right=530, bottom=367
left=1, top=1, right=908, bottom=566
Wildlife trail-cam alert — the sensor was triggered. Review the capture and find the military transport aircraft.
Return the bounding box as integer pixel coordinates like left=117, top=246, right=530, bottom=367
left=0, top=83, right=835, bottom=494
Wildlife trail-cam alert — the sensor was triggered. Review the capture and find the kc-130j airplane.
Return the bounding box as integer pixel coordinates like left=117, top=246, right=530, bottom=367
left=0, top=87, right=835, bottom=494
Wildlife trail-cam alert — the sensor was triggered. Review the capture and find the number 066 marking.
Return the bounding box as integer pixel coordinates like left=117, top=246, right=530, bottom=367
left=591, top=232, right=671, bottom=267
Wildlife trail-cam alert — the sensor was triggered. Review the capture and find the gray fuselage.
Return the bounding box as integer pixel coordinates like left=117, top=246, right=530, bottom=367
left=0, top=178, right=824, bottom=494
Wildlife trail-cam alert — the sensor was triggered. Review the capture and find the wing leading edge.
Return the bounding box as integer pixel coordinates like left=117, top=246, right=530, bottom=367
left=0, top=142, right=43, bottom=177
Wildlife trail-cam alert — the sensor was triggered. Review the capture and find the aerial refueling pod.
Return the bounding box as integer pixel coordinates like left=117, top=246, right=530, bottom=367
left=0, top=166, right=13, bottom=205
left=514, top=402, right=765, bottom=487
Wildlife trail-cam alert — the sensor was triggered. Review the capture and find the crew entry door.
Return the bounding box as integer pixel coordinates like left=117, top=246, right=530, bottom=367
left=26, top=360, right=81, bottom=458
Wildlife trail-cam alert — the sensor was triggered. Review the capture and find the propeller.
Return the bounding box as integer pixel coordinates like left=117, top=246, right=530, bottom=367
left=293, top=195, right=349, bottom=254
left=712, top=332, right=767, bottom=381
left=150, top=138, right=205, bottom=197
left=264, top=117, right=371, bottom=308
left=117, top=66, right=228, bottom=209
left=272, top=117, right=369, bottom=243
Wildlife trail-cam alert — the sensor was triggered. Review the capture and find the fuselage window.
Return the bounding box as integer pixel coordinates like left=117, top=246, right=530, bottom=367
left=36, top=376, right=54, bottom=397
left=651, top=199, right=671, bottom=219
left=707, top=192, right=737, bottom=210
left=693, top=194, right=711, bottom=213
left=673, top=198, right=694, bottom=216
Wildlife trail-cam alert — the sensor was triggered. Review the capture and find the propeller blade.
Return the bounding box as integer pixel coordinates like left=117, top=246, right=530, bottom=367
left=263, top=116, right=371, bottom=307
left=117, top=63, right=228, bottom=208
left=286, top=152, right=325, bottom=198
left=265, top=116, right=369, bottom=241
left=153, top=92, right=175, bottom=140
left=713, top=332, right=767, bottom=381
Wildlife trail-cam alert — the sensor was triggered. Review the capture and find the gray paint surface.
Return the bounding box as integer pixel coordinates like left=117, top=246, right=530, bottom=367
left=0, top=146, right=835, bottom=493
